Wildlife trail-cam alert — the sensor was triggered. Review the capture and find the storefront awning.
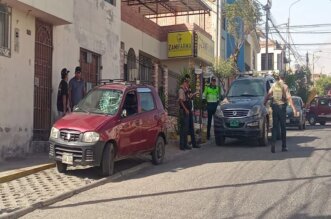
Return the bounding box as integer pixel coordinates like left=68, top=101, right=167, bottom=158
left=122, top=0, right=211, bottom=18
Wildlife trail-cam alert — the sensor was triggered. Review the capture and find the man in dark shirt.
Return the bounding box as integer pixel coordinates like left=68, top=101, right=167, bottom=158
left=57, top=68, right=70, bottom=118
left=69, top=66, right=86, bottom=110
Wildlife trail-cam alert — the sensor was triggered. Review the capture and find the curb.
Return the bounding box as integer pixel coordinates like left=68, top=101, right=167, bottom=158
left=0, top=162, right=149, bottom=219
left=0, top=163, right=55, bottom=184
left=0, top=143, right=212, bottom=219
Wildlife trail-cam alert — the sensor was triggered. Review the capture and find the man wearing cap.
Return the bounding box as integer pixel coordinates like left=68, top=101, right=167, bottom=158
left=264, top=71, right=297, bottom=153
left=57, top=68, right=70, bottom=118
left=69, top=66, right=86, bottom=110
left=202, top=77, right=221, bottom=141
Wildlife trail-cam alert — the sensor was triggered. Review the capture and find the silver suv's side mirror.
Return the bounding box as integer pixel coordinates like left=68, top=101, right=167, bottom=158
left=121, top=109, right=127, bottom=118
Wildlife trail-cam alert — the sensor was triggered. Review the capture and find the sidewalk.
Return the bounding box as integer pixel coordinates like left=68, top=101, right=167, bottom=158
left=0, top=153, right=54, bottom=183
left=0, top=141, right=203, bottom=218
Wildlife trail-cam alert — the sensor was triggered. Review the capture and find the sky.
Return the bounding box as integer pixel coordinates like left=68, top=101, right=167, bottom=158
left=258, top=0, right=331, bottom=75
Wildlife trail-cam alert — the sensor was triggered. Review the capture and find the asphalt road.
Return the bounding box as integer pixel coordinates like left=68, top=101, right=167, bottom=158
left=23, top=125, right=331, bottom=219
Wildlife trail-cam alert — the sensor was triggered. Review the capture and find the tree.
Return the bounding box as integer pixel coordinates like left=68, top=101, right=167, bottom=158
left=225, top=0, right=262, bottom=68
left=285, top=66, right=312, bottom=103
left=315, top=75, right=331, bottom=95
left=211, top=58, right=235, bottom=87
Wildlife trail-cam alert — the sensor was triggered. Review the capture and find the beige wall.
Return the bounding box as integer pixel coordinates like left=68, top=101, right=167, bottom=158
left=121, top=22, right=165, bottom=59
left=0, top=8, right=35, bottom=159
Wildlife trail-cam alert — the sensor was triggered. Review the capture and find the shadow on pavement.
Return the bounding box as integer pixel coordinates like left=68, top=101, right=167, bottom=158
left=44, top=174, right=331, bottom=210
left=50, top=133, right=321, bottom=180
left=63, top=157, right=148, bottom=180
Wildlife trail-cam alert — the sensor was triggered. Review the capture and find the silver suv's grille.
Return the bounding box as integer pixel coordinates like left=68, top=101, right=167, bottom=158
left=60, top=130, right=81, bottom=142
left=223, top=109, right=249, bottom=118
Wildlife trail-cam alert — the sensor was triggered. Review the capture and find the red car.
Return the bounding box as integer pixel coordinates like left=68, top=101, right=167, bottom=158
left=307, top=96, right=331, bottom=126
left=49, top=81, right=167, bottom=176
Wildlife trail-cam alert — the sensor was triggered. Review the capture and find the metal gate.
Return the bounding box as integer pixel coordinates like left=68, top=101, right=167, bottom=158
left=33, top=20, right=53, bottom=140
left=79, top=48, right=101, bottom=91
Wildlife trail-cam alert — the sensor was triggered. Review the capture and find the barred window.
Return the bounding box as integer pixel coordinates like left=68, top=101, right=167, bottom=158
left=105, top=0, right=116, bottom=6
left=139, top=54, right=152, bottom=83
left=261, top=53, right=274, bottom=71
left=0, top=4, right=11, bottom=57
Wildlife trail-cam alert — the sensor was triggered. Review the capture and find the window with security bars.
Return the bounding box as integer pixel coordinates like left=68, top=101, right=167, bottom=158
left=105, top=0, right=116, bottom=6
left=261, top=53, right=274, bottom=70
left=139, top=54, right=152, bottom=84
left=0, top=4, right=11, bottom=57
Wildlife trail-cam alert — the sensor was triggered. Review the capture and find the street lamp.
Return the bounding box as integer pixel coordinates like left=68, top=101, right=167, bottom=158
left=287, top=0, right=302, bottom=68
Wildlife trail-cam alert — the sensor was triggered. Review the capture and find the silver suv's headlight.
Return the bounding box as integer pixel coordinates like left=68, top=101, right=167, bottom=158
left=215, top=105, right=224, bottom=118
left=50, top=127, right=60, bottom=139
left=248, top=105, right=261, bottom=117
left=82, top=132, right=100, bottom=143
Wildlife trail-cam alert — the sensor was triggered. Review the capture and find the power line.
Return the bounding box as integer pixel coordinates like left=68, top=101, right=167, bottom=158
left=286, top=43, right=331, bottom=46
left=270, top=31, right=331, bottom=34
left=271, top=23, right=331, bottom=29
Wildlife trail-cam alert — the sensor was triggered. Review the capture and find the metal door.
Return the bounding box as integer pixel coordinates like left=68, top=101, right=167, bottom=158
left=33, top=20, right=53, bottom=140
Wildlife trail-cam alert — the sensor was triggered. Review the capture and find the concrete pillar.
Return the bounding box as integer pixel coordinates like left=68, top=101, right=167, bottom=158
left=153, top=63, right=159, bottom=89
left=120, top=45, right=125, bottom=80
left=163, top=67, right=169, bottom=111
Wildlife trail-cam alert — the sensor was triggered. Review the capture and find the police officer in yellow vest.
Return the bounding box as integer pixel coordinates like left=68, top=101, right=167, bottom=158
left=203, top=77, right=221, bottom=140
left=264, top=71, right=297, bottom=153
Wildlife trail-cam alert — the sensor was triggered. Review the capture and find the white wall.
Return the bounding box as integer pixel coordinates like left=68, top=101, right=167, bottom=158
left=0, top=8, right=35, bottom=159
left=19, top=0, right=73, bottom=22
left=0, top=0, right=121, bottom=160
left=52, top=0, right=121, bottom=121
left=257, top=46, right=284, bottom=72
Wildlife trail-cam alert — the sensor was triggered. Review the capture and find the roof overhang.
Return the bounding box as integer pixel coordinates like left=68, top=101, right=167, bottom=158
left=1, top=0, right=72, bottom=25
left=122, top=0, right=211, bottom=19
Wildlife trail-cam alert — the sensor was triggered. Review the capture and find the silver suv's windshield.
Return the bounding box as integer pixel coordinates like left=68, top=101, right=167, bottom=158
left=227, top=79, right=265, bottom=97
left=74, top=89, right=123, bottom=115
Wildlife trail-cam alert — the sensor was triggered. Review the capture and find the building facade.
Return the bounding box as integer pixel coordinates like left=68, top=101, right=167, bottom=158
left=0, top=0, right=121, bottom=160
left=257, top=38, right=286, bottom=73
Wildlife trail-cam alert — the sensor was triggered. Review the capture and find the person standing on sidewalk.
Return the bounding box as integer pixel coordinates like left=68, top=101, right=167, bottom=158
left=57, top=68, right=70, bottom=119
left=185, top=74, right=201, bottom=148
left=202, top=77, right=221, bottom=140
left=264, top=72, right=297, bottom=153
left=178, top=74, right=199, bottom=150
left=69, top=66, right=86, bottom=110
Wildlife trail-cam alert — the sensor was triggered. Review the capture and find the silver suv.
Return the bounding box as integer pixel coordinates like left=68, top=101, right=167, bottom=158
left=214, top=75, right=275, bottom=146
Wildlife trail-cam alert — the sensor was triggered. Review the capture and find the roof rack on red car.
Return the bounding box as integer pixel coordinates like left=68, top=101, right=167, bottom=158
left=97, top=79, right=132, bottom=86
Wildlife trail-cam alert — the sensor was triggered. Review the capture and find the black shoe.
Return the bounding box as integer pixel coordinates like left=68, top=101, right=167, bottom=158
left=271, top=143, right=275, bottom=153
left=282, top=147, right=288, bottom=152
left=184, top=146, right=192, bottom=150
left=193, top=145, right=201, bottom=148
left=179, top=146, right=186, bottom=151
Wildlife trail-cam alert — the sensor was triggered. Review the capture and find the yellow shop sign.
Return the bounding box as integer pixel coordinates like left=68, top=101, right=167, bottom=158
left=168, top=31, right=193, bottom=58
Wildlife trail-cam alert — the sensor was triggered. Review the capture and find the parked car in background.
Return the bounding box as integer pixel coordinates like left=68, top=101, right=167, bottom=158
left=286, top=96, right=306, bottom=130
left=307, top=96, right=331, bottom=125
left=49, top=81, right=167, bottom=176
left=214, top=74, right=275, bottom=146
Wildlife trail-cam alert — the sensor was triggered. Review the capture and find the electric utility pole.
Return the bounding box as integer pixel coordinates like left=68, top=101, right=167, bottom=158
left=264, top=0, right=272, bottom=71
